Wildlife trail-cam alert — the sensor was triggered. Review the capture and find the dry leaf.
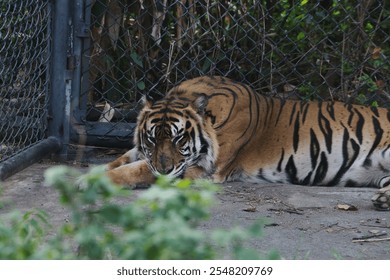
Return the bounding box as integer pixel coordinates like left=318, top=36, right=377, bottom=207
left=283, top=83, right=296, bottom=92
left=243, top=207, right=257, bottom=212
left=372, top=47, right=381, bottom=59
left=337, top=203, right=358, bottom=211
left=375, top=80, right=385, bottom=89
left=98, top=102, right=115, bottom=122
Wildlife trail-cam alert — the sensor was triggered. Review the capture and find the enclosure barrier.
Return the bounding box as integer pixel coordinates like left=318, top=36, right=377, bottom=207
left=0, top=0, right=65, bottom=180
left=72, top=0, right=389, bottom=148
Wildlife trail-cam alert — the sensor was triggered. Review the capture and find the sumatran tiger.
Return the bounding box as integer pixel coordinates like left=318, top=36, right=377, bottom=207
left=105, top=76, right=390, bottom=211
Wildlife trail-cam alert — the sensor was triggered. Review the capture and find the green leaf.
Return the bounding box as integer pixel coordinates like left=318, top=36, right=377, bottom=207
left=297, top=31, right=305, bottom=40
left=365, top=22, right=374, bottom=31
left=137, top=81, right=145, bottom=90
left=130, top=51, right=143, bottom=68
left=201, top=57, right=212, bottom=73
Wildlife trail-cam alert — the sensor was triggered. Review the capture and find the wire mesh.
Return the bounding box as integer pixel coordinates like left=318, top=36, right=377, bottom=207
left=79, top=0, right=389, bottom=141
left=0, top=1, right=51, bottom=162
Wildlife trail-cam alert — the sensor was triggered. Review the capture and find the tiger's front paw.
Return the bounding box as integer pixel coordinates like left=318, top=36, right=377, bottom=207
left=371, top=186, right=390, bottom=211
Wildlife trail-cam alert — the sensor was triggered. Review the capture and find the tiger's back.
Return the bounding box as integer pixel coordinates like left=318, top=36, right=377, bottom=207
left=168, top=76, right=390, bottom=188
left=106, top=76, right=390, bottom=210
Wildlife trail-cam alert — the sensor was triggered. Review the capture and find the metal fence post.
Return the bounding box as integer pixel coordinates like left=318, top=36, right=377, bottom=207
left=0, top=0, right=64, bottom=180
left=48, top=0, right=72, bottom=160
left=69, top=0, right=90, bottom=147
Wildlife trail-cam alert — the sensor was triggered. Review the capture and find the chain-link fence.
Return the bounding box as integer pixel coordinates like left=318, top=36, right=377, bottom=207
left=0, top=1, right=51, bottom=163
left=78, top=0, right=389, bottom=138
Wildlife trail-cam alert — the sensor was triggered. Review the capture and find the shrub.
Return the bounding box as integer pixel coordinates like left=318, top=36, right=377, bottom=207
left=0, top=166, right=279, bottom=260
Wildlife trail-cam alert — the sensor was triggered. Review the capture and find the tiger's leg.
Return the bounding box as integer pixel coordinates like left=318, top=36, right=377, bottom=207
left=106, top=147, right=138, bottom=170
left=371, top=176, right=390, bottom=211
left=106, top=159, right=155, bottom=186
left=184, top=166, right=208, bottom=180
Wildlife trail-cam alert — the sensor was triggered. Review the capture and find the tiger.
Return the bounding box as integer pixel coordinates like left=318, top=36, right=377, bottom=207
left=105, top=76, right=390, bottom=211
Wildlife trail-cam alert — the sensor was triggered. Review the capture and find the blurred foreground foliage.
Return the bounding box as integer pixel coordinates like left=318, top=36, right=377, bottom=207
left=0, top=166, right=279, bottom=260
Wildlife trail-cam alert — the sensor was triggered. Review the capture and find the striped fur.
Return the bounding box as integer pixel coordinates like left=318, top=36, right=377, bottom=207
left=106, top=76, right=390, bottom=209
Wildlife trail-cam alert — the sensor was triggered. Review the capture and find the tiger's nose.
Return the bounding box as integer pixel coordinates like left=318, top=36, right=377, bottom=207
left=159, top=155, right=174, bottom=174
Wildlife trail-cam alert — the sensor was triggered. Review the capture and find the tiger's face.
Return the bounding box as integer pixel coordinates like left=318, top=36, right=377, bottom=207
left=135, top=96, right=216, bottom=178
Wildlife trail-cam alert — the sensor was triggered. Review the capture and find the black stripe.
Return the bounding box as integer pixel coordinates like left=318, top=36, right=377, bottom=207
left=237, top=85, right=254, bottom=140
left=149, top=108, right=184, bottom=117
left=293, top=113, right=300, bottom=153
left=347, top=103, right=354, bottom=126
left=363, top=158, right=372, bottom=167
left=301, top=171, right=313, bottom=185
left=267, top=97, right=275, bottom=127
left=168, top=117, right=180, bottom=123
left=365, top=116, right=383, bottom=162
left=212, top=91, right=237, bottom=130
left=275, top=98, right=286, bottom=125
left=277, top=149, right=285, bottom=172
left=252, top=89, right=262, bottom=136
left=310, top=129, right=320, bottom=169
left=371, top=106, right=379, bottom=117
left=328, top=128, right=360, bottom=186
left=200, top=141, right=209, bottom=154
left=289, top=103, right=297, bottom=126
left=345, top=180, right=359, bottom=188
left=344, top=130, right=360, bottom=168
left=354, top=109, right=364, bottom=144
left=190, top=128, right=196, bottom=140
left=318, top=108, right=333, bottom=153
left=382, top=144, right=390, bottom=157
left=285, top=155, right=298, bottom=184
left=170, top=122, right=179, bottom=132
left=347, top=113, right=353, bottom=127
left=326, top=102, right=335, bottom=121
left=301, top=102, right=310, bottom=124
left=312, top=152, right=328, bottom=185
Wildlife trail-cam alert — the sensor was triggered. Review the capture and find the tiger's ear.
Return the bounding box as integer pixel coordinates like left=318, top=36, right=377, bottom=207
left=192, top=95, right=208, bottom=115
left=141, top=94, right=154, bottom=108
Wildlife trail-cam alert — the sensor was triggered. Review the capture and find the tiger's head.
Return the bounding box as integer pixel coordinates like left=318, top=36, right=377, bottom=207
left=134, top=94, right=218, bottom=178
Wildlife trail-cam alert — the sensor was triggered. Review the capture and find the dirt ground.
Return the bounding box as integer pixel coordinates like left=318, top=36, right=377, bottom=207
left=1, top=148, right=390, bottom=260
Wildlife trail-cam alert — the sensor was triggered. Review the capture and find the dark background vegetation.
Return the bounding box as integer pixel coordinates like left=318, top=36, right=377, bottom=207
left=85, top=0, right=390, bottom=124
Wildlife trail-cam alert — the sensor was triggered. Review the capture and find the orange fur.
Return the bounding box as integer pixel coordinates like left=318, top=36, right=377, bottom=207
left=105, top=76, right=390, bottom=209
